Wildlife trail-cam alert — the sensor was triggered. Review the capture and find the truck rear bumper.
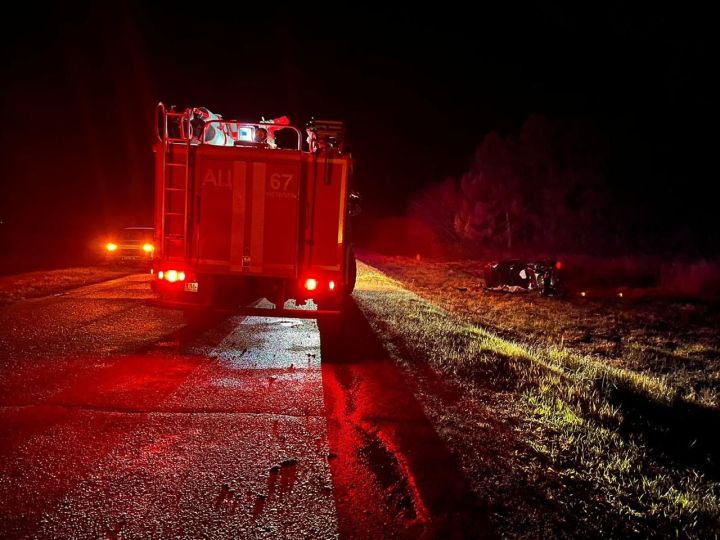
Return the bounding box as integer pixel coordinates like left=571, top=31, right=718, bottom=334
left=147, top=298, right=341, bottom=318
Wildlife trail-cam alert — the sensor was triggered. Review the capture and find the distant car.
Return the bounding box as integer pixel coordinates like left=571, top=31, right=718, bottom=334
left=484, top=259, right=562, bottom=296
left=104, top=227, right=155, bottom=266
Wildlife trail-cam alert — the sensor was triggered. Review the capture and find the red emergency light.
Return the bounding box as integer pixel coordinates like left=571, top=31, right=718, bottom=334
left=157, top=270, right=186, bottom=282
left=304, top=278, right=318, bottom=291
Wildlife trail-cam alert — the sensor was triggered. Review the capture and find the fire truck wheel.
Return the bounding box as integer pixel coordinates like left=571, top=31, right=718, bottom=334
left=315, top=295, right=346, bottom=313
left=183, top=309, right=222, bottom=327
left=347, top=253, right=357, bottom=294
left=316, top=312, right=348, bottom=362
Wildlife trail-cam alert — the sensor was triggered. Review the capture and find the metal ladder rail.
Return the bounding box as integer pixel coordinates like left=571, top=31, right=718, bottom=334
left=156, top=103, right=192, bottom=260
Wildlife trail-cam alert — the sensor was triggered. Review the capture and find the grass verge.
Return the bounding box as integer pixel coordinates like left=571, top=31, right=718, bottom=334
left=353, top=260, right=720, bottom=538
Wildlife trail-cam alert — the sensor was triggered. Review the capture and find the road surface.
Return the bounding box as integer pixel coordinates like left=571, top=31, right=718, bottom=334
left=0, top=274, right=492, bottom=539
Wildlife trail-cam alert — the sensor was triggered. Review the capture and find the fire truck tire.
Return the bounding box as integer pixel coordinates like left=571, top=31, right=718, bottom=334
left=183, top=309, right=223, bottom=327
left=316, top=311, right=348, bottom=362
left=346, top=252, right=357, bottom=294
left=183, top=309, right=204, bottom=326
left=315, top=295, right=346, bottom=313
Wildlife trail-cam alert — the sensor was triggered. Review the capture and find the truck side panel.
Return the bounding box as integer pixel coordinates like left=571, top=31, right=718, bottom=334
left=302, top=156, right=349, bottom=273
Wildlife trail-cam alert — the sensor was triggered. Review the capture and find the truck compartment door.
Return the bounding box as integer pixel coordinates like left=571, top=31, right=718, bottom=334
left=194, top=149, right=301, bottom=277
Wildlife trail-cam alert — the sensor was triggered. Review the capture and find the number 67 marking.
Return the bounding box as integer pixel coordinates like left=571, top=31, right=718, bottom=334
left=270, top=173, right=293, bottom=191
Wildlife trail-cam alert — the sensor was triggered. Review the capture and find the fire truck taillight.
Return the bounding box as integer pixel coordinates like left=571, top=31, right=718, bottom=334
left=142, top=243, right=154, bottom=253
left=304, top=278, right=318, bottom=291
left=328, top=280, right=336, bottom=291
left=106, top=242, right=118, bottom=252
left=157, top=269, right=188, bottom=283
left=163, top=270, right=186, bottom=283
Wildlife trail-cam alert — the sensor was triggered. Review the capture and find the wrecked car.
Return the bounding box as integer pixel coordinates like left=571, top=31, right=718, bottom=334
left=483, top=259, right=562, bottom=296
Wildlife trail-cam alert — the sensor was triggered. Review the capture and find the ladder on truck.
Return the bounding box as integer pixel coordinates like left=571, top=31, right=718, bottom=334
left=156, top=103, right=192, bottom=262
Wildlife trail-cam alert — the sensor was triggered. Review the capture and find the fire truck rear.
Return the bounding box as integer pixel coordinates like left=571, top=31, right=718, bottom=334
left=151, top=103, right=357, bottom=317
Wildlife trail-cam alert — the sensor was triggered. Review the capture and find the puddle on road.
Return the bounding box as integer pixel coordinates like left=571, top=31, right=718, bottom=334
left=206, top=316, right=321, bottom=371
left=278, top=321, right=302, bottom=328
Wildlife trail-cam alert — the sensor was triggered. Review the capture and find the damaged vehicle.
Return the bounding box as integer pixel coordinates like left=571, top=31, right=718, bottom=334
left=483, top=259, right=562, bottom=296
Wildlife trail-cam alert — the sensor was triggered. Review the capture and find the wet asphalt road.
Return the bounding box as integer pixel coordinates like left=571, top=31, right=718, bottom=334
left=0, top=274, right=492, bottom=539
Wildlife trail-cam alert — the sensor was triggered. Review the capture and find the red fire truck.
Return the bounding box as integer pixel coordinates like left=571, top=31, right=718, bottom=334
left=151, top=103, right=357, bottom=318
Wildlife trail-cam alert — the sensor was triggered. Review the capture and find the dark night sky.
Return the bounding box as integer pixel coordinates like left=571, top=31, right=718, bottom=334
left=0, top=3, right=714, bottom=267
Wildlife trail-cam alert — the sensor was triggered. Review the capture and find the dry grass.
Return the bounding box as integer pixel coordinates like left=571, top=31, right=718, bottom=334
left=359, top=252, right=720, bottom=408
left=352, top=257, right=720, bottom=538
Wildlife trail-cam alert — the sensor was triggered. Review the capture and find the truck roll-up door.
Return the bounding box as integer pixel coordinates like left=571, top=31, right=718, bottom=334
left=193, top=146, right=301, bottom=277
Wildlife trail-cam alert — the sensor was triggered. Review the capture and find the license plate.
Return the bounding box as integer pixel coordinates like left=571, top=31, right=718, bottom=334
left=184, top=282, right=199, bottom=293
